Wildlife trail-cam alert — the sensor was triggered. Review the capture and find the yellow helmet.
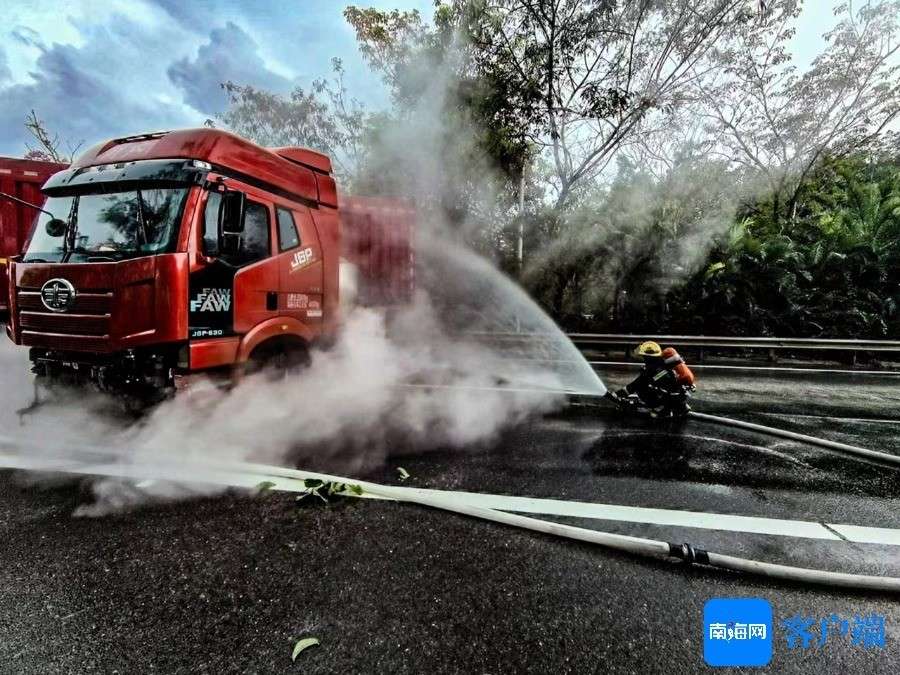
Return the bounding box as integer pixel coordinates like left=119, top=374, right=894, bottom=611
left=633, top=341, right=663, bottom=358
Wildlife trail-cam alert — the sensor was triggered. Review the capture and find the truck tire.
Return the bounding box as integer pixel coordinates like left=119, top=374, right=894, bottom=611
left=246, top=339, right=311, bottom=380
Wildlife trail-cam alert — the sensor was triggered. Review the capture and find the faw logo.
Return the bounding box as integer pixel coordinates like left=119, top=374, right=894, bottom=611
left=290, top=247, right=314, bottom=272
left=190, top=287, right=231, bottom=312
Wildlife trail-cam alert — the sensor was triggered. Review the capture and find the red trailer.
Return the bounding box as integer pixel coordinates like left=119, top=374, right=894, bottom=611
left=0, top=157, right=68, bottom=316
left=341, top=196, right=415, bottom=307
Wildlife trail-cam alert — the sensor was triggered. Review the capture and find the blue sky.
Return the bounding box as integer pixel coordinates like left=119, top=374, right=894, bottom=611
left=0, top=0, right=842, bottom=157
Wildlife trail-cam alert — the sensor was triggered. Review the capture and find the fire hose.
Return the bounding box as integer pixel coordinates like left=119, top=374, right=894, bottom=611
left=604, top=390, right=900, bottom=466
left=204, top=459, right=900, bottom=593
left=1, top=444, right=899, bottom=592
left=2, top=399, right=900, bottom=592
left=687, top=411, right=900, bottom=467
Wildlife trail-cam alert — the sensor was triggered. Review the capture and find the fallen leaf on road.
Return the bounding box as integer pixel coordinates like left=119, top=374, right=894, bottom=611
left=292, top=637, right=320, bottom=662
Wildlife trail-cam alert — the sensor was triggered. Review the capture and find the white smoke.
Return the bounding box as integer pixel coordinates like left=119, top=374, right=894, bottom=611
left=1, top=233, right=589, bottom=514
left=0, top=31, right=605, bottom=515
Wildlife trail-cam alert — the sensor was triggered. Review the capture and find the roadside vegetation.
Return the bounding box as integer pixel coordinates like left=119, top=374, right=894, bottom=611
left=24, top=1, right=900, bottom=338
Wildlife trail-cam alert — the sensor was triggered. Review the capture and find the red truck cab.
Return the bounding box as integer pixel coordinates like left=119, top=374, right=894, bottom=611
left=5, top=129, right=398, bottom=402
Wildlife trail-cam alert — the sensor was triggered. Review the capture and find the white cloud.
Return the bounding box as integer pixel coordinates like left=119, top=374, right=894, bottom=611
left=167, top=21, right=293, bottom=115
left=0, top=1, right=404, bottom=156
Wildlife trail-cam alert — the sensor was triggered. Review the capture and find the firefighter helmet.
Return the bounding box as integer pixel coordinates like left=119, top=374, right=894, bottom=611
left=633, top=341, right=663, bottom=358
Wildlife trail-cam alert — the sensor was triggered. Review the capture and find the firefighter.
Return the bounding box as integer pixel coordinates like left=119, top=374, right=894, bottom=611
left=613, top=341, right=696, bottom=418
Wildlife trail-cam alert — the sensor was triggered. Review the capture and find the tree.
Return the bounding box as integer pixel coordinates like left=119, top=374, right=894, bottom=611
left=217, top=59, right=368, bottom=183
left=671, top=153, right=900, bottom=338
left=343, top=6, right=434, bottom=106
left=523, top=151, right=741, bottom=327
left=345, top=3, right=533, bottom=186
left=810, top=156, right=900, bottom=256
left=345, top=2, right=535, bottom=251
left=23, top=109, right=82, bottom=163
left=692, top=0, right=900, bottom=226
left=459, top=0, right=752, bottom=209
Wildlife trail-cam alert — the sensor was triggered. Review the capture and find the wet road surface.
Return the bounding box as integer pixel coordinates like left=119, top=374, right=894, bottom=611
left=0, top=369, right=899, bottom=673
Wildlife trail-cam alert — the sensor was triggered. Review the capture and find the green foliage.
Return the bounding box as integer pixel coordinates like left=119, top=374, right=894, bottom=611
left=345, top=1, right=533, bottom=202
left=665, top=155, right=900, bottom=338
left=523, top=152, right=740, bottom=330
left=255, top=480, right=277, bottom=494
left=523, top=152, right=899, bottom=339
left=208, top=1, right=900, bottom=340
left=297, top=479, right=364, bottom=502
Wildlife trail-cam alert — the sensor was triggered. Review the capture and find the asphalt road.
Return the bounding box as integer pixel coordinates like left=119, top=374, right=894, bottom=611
left=1, top=368, right=899, bottom=673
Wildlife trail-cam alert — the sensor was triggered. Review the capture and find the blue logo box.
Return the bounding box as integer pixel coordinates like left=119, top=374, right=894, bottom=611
left=704, top=598, right=773, bottom=667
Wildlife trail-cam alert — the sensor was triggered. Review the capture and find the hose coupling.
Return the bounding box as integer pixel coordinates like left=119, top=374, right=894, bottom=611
left=668, top=542, right=710, bottom=566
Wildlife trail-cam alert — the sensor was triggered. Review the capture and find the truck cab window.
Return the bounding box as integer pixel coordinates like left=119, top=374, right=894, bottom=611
left=235, top=200, right=270, bottom=266
left=202, top=192, right=270, bottom=266
left=276, top=207, right=300, bottom=251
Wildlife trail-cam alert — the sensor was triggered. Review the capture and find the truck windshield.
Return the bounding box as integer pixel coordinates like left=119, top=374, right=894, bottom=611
left=23, top=187, right=189, bottom=263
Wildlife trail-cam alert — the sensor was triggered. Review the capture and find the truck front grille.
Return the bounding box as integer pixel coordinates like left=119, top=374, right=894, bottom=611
left=21, top=331, right=110, bottom=352
left=19, top=311, right=109, bottom=335
left=17, top=290, right=112, bottom=314
left=16, top=288, right=113, bottom=352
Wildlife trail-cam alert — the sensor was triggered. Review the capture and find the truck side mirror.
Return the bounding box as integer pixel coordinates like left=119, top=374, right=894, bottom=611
left=219, top=190, right=245, bottom=257
left=45, top=218, right=68, bottom=237
left=220, top=190, right=245, bottom=234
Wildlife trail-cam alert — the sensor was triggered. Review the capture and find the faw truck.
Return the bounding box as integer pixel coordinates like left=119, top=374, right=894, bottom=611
left=3, top=129, right=413, bottom=403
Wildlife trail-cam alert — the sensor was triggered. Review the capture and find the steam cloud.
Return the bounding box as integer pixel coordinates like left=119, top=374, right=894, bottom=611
left=0, top=243, right=579, bottom=516
left=0, top=33, right=607, bottom=515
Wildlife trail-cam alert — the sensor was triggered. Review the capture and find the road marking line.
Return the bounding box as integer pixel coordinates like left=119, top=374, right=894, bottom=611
left=326, top=480, right=900, bottom=547
left=826, top=524, right=900, bottom=547
left=2, top=450, right=898, bottom=547
left=820, top=522, right=851, bottom=542
left=387, top=488, right=846, bottom=542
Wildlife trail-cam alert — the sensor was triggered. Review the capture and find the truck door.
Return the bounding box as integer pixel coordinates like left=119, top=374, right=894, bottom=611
left=274, top=205, right=324, bottom=324
left=189, top=188, right=279, bottom=339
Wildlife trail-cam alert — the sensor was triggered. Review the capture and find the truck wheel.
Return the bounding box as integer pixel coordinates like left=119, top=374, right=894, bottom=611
left=246, top=340, right=311, bottom=380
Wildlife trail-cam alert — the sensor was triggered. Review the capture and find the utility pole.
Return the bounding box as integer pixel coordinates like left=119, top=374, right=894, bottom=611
left=517, top=166, right=525, bottom=268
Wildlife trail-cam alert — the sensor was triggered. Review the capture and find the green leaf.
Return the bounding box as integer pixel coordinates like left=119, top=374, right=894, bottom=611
left=255, top=480, right=277, bottom=493
left=303, top=479, right=324, bottom=489
left=291, top=637, right=320, bottom=662
left=347, top=484, right=364, bottom=496
left=396, top=467, right=410, bottom=481
left=704, top=261, right=726, bottom=280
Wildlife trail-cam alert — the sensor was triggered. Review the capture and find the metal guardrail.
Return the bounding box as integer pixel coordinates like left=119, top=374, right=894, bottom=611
left=566, top=334, right=900, bottom=352
left=469, top=332, right=900, bottom=370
